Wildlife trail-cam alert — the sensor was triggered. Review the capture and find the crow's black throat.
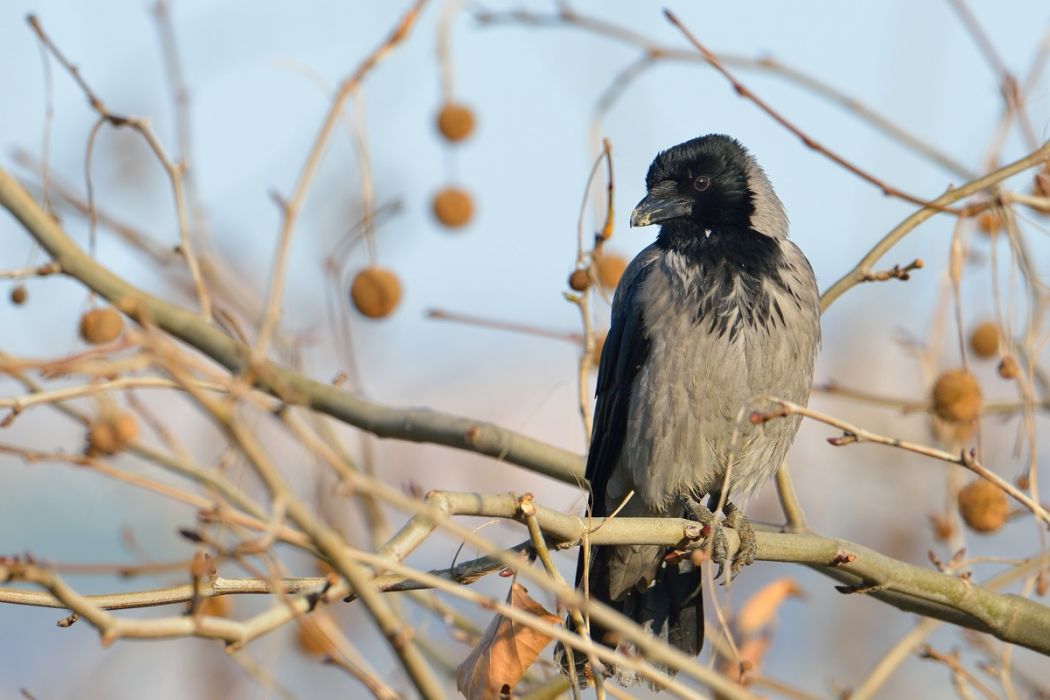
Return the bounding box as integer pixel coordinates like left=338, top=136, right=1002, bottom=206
left=656, top=221, right=795, bottom=340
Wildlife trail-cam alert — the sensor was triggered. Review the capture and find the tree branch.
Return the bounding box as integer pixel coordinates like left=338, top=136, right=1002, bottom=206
left=0, top=166, right=585, bottom=486
left=422, top=491, right=1050, bottom=657
left=819, top=140, right=1050, bottom=312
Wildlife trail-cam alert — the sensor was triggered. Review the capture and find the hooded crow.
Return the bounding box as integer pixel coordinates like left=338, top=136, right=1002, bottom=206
left=562, top=134, right=820, bottom=684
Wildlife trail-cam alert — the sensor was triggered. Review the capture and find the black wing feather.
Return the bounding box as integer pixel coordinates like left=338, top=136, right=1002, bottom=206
left=575, top=263, right=652, bottom=585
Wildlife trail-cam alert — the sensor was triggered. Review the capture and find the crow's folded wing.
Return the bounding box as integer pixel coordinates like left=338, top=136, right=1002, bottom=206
left=585, top=250, right=656, bottom=521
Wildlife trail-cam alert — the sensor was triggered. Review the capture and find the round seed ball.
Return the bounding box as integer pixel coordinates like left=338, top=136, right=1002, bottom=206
left=969, top=322, right=999, bottom=359
left=436, top=103, right=476, bottom=142
left=977, top=210, right=1002, bottom=236
left=957, top=479, right=1008, bottom=533
left=998, top=355, right=1020, bottom=379
left=432, top=188, right=474, bottom=228
left=112, top=412, right=139, bottom=444
left=87, top=411, right=138, bottom=455
left=10, top=285, right=27, bottom=305
left=79, top=307, right=124, bottom=345
left=350, top=267, right=401, bottom=319
left=568, top=268, right=591, bottom=292
left=931, top=369, right=982, bottom=423
left=595, top=253, right=627, bottom=290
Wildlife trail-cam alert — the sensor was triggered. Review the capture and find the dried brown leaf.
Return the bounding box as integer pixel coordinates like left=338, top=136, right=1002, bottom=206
left=735, top=577, right=803, bottom=636
left=719, top=635, right=772, bottom=684
left=456, top=583, right=561, bottom=700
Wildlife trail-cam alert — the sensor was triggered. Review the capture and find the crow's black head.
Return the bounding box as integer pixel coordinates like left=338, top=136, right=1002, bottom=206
left=630, top=134, right=787, bottom=240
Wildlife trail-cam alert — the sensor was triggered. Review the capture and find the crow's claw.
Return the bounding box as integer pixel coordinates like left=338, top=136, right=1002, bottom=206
left=682, top=497, right=729, bottom=570
left=723, top=502, right=756, bottom=581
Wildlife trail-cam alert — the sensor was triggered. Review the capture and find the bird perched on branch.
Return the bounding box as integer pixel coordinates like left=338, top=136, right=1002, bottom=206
left=560, top=134, right=820, bottom=685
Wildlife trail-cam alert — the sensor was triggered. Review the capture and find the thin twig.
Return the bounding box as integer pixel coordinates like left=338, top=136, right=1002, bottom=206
left=820, top=140, right=1050, bottom=311
left=751, top=398, right=1050, bottom=527
left=26, top=15, right=212, bottom=321
left=664, top=10, right=963, bottom=211
left=254, top=0, right=428, bottom=358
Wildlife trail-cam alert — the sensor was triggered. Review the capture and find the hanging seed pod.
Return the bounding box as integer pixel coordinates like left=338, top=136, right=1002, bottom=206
left=432, top=188, right=474, bottom=229
left=87, top=411, right=139, bottom=456
left=977, top=210, right=1002, bottom=236
left=998, top=355, right=1020, bottom=379
left=350, top=267, right=402, bottom=319
left=79, top=307, right=124, bottom=345
left=931, top=369, right=982, bottom=423
left=968, top=321, right=999, bottom=359
left=957, top=479, right=1008, bottom=533
left=568, top=268, right=591, bottom=292
left=436, top=103, right=476, bottom=143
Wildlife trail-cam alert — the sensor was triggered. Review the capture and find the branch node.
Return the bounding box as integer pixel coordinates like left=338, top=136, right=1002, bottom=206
left=56, top=612, right=79, bottom=628
left=827, top=432, right=859, bottom=446
left=830, top=549, right=857, bottom=566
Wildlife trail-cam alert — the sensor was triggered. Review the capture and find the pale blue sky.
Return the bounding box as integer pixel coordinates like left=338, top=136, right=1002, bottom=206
left=1, top=2, right=1049, bottom=698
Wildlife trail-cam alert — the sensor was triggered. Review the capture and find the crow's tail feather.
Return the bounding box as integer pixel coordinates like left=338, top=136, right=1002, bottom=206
left=556, top=547, right=703, bottom=686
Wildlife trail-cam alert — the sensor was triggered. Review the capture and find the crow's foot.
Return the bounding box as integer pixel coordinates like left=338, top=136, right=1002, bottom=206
left=722, top=502, right=756, bottom=580
left=682, top=496, right=728, bottom=568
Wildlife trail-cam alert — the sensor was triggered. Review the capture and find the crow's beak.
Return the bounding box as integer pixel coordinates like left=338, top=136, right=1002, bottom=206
left=630, top=192, right=693, bottom=227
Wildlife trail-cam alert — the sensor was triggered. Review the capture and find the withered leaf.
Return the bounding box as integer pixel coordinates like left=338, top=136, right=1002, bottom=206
left=456, top=583, right=561, bottom=700
left=735, top=577, right=803, bottom=637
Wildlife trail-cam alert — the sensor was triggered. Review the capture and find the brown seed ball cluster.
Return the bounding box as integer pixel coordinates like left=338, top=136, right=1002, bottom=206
left=998, top=355, right=1021, bottom=379
left=931, top=369, right=982, bottom=423
left=436, top=103, right=476, bottom=143
left=595, top=253, right=627, bottom=289
left=10, top=285, right=27, bottom=305
left=568, top=268, right=591, bottom=292
left=79, top=307, right=124, bottom=345
left=432, top=188, right=474, bottom=228
left=957, top=479, right=1008, bottom=533
left=968, top=321, right=999, bottom=359
left=87, top=411, right=139, bottom=456
left=350, top=267, right=401, bottom=319
left=977, top=210, right=1002, bottom=236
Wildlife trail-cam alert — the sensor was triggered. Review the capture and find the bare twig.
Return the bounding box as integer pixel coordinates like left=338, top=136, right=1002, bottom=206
left=476, top=6, right=975, bottom=179
left=26, top=14, right=212, bottom=320
left=254, top=0, right=428, bottom=358
left=860, top=258, right=925, bottom=283
left=919, top=645, right=1000, bottom=700
left=751, top=399, right=1050, bottom=527
left=664, top=10, right=963, bottom=211
left=820, top=140, right=1050, bottom=311
left=0, top=165, right=586, bottom=485
left=0, top=261, right=60, bottom=280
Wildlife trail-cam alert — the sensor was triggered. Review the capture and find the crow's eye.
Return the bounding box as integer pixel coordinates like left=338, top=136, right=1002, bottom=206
left=693, top=175, right=711, bottom=192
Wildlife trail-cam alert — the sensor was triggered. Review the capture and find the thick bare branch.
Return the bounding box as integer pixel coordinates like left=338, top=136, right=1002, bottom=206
left=0, top=166, right=585, bottom=486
